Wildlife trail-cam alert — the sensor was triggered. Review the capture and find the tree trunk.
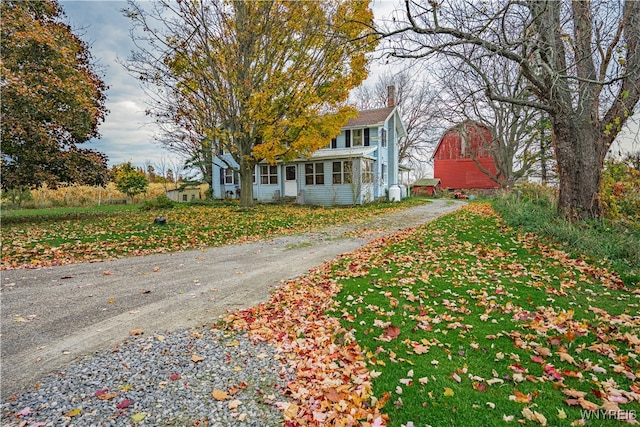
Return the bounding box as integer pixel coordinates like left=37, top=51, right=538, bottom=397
left=238, top=160, right=255, bottom=208
left=551, top=115, right=604, bottom=220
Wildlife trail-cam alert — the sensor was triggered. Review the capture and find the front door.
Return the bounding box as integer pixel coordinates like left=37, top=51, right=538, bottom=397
left=284, top=165, right=297, bottom=197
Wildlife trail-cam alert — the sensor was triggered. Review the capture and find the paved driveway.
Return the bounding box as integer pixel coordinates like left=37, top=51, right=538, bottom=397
left=0, top=200, right=464, bottom=399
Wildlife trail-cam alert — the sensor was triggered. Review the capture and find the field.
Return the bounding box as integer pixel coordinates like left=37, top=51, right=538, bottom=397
left=0, top=199, right=424, bottom=270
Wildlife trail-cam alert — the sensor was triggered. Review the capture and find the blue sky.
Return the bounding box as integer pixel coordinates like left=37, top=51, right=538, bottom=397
left=60, top=1, right=638, bottom=170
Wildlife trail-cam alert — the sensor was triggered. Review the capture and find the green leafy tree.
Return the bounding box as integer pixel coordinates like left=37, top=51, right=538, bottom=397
left=123, top=0, right=375, bottom=207
left=113, top=162, right=149, bottom=202
left=1, top=0, right=108, bottom=189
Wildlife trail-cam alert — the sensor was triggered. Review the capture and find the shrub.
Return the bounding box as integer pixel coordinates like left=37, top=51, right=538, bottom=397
left=140, top=194, right=175, bottom=211
left=600, top=157, right=640, bottom=229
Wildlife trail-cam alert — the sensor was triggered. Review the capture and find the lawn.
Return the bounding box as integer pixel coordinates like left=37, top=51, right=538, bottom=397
left=0, top=199, right=424, bottom=270
left=226, top=203, right=639, bottom=426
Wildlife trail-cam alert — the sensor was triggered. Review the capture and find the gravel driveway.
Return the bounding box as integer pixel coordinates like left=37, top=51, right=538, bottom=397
left=1, top=199, right=464, bottom=400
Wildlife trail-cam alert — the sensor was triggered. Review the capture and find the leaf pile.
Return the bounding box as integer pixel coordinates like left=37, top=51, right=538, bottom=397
left=224, top=264, right=386, bottom=426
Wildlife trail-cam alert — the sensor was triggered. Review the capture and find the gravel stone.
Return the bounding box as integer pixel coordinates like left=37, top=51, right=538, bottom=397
left=2, top=327, right=293, bottom=426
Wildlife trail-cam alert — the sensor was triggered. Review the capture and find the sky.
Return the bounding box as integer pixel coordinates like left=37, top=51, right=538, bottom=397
left=59, top=1, right=638, bottom=170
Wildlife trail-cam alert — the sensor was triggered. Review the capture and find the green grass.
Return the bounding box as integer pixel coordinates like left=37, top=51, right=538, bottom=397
left=330, top=204, right=639, bottom=426
left=492, top=196, right=640, bottom=287
left=1, top=198, right=425, bottom=269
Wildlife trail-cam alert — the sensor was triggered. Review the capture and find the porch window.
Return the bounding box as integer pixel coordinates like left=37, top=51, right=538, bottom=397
left=332, top=160, right=353, bottom=184
left=345, top=130, right=351, bottom=148
left=364, top=128, right=370, bottom=146
left=305, top=163, right=324, bottom=185
left=260, top=165, right=278, bottom=185
left=381, top=163, right=387, bottom=184
left=331, top=137, right=337, bottom=149
left=362, top=159, right=374, bottom=184
left=353, top=129, right=363, bottom=147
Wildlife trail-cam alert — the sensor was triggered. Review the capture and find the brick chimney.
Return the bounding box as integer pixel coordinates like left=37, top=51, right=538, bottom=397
left=387, top=85, right=396, bottom=108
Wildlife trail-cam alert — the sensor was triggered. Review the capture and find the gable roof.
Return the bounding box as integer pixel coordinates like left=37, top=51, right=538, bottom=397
left=344, top=107, right=395, bottom=127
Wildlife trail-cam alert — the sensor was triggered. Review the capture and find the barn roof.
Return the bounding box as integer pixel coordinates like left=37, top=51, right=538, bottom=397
left=413, top=178, right=441, bottom=187
left=431, top=120, right=491, bottom=160
left=345, top=107, right=395, bottom=127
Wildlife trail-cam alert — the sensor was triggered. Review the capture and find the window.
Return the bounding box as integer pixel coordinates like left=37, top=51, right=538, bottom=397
left=305, top=163, right=324, bottom=185
left=381, top=163, right=387, bottom=184
left=362, top=159, right=374, bottom=184
left=364, top=128, right=370, bottom=146
left=331, top=137, right=337, bottom=149
left=353, top=129, right=363, bottom=146
left=345, top=129, right=351, bottom=148
left=260, top=165, right=278, bottom=185
left=224, top=168, right=235, bottom=185
left=182, top=194, right=188, bottom=202
left=332, top=161, right=353, bottom=184
left=381, top=128, right=387, bottom=147
left=285, top=165, right=296, bottom=181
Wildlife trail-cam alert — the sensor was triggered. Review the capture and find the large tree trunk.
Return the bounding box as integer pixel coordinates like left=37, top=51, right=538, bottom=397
left=238, top=160, right=255, bottom=208
left=551, top=114, right=604, bottom=220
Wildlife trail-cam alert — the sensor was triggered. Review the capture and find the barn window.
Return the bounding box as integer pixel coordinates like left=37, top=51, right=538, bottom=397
left=305, top=163, right=324, bottom=185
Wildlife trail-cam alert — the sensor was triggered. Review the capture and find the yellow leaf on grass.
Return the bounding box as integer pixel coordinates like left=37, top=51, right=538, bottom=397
left=443, top=387, right=455, bottom=397
left=212, top=389, right=229, bottom=401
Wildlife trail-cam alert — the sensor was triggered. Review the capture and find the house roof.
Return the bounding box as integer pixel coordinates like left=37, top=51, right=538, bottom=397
left=413, top=178, right=441, bottom=187
left=344, top=107, right=395, bottom=127
left=305, top=146, right=378, bottom=161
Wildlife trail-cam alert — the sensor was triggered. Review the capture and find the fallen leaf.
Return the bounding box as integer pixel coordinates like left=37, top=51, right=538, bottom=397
left=64, top=408, right=81, bottom=417
left=129, top=329, right=144, bottom=336
left=130, top=412, right=146, bottom=422
left=522, top=408, right=547, bottom=426
left=228, top=399, right=242, bottom=410
left=443, top=387, right=455, bottom=397
left=191, top=354, right=205, bottom=363
left=117, top=399, right=132, bottom=409
left=212, top=389, right=229, bottom=401
left=383, top=325, right=401, bottom=339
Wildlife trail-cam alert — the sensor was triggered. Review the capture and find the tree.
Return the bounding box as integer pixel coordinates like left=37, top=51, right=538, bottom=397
left=433, top=55, right=555, bottom=188
left=378, top=0, right=640, bottom=220
left=352, top=70, right=443, bottom=176
left=123, top=0, right=375, bottom=207
left=112, top=162, right=149, bottom=202
left=1, top=0, right=108, bottom=189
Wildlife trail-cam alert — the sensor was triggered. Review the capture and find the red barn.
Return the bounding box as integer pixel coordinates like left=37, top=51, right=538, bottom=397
left=432, top=121, right=500, bottom=190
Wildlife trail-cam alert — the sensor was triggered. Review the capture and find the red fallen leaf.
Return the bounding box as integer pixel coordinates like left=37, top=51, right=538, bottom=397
left=169, top=373, right=180, bottom=381
left=591, top=388, right=604, bottom=399
left=383, top=325, right=401, bottom=339
left=473, top=381, right=487, bottom=392
left=530, top=355, right=544, bottom=363
left=509, top=364, right=528, bottom=373
left=95, top=388, right=109, bottom=397
left=325, top=387, right=342, bottom=403
left=548, top=336, right=563, bottom=346
left=117, top=399, right=132, bottom=409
